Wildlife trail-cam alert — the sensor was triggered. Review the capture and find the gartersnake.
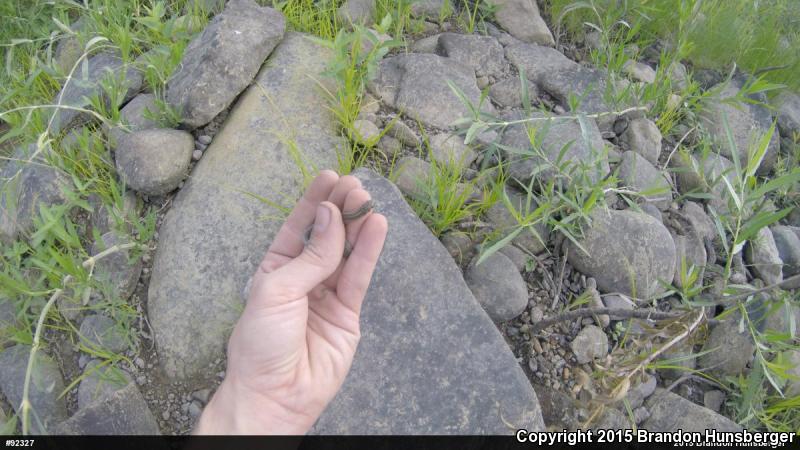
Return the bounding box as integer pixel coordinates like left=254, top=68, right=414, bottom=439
left=303, top=199, right=374, bottom=258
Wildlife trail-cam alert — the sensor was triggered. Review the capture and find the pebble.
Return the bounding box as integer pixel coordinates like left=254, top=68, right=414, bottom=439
left=134, top=357, right=146, bottom=369
left=192, top=150, right=203, bottom=161
left=197, top=135, right=212, bottom=145
left=192, top=388, right=212, bottom=404
left=162, top=410, right=170, bottom=421
left=704, top=390, right=725, bottom=412
left=188, top=401, right=203, bottom=419
left=195, top=142, right=208, bottom=151
left=136, top=375, right=147, bottom=385
left=633, top=406, right=650, bottom=424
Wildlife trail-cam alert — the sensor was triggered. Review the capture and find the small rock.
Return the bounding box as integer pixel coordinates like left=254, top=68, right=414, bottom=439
left=134, top=357, right=146, bottom=369
left=361, top=93, right=380, bottom=114
left=622, top=60, right=656, bottom=84
left=670, top=230, right=707, bottom=288
left=602, top=294, right=635, bottom=311
left=91, top=231, right=143, bottom=302
left=617, top=151, right=673, bottom=210
left=192, top=388, right=212, bottom=404
left=436, top=33, right=505, bottom=78
left=79, top=314, right=128, bottom=354
left=115, top=129, right=194, bottom=196
left=464, top=252, right=528, bottom=322
left=429, top=133, right=476, bottom=169
left=570, top=325, right=608, bottom=364
left=704, top=390, right=725, bottom=412
left=681, top=201, right=717, bottom=242
left=388, top=120, right=420, bottom=147
left=440, top=231, right=474, bottom=265
left=698, top=319, right=755, bottom=378
left=632, top=406, right=650, bottom=424
left=669, top=62, right=689, bottom=91
left=499, top=245, right=528, bottom=272
left=77, top=360, right=131, bottom=409
left=136, top=375, right=147, bottom=385
left=55, top=383, right=159, bottom=435
left=195, top=142, right=208, bottom=151
left=587, top=283, right=609, bottom=328
left=771, top=225, right=800, bottom=288
left=336, top=0, right=375, bottom=26
left=488, top=0, right=554, bottom=46
left=640, top=203, right=663, bottom=222
left=377, top=135, right=403, bottom=157
left=197, top=135, right=212, bottom=145
left=411, top=34, right=441, bottom=54
left=619, top=118, right=662, bottom=165
left=643, top=389, right=742, bottom=432
left=409, top=0, right=445, bottom=18
left=624, top=373, right=656, bottom=409
left=484, top=188, right=550, bottom=255
left=192, top=149, right=203, bottom=161
left=488, top=77, right=530, bottom=109
left=105, top=93, right=161, bottom=148
left=352, top=120, right=381, bottom=145
left=188, top=400, right=203, bottom=419
left=745, top=227, right=784, bottom=286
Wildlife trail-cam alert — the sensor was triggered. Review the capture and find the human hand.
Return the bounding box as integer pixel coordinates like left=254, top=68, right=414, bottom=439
left=195, top=170, right=388, bottom=434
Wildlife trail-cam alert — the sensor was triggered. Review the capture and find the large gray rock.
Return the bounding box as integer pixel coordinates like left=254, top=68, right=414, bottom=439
left=105, top=93, right=161, bottom=148
left=505, top=43, right=578, bottom=82
left=500, top=112, right=609, bottom=186
left=772, top=225, right=800, bottom=289
left=488, top=0, right=554, bottom=46
left=698, top=319, right=755, bottom=378
left=745, top=227, right=783, bottom=286
left=643, top=389, right=743, bottom=432
left=368, top=53, right=493, bottom=129
left=617, top=151, right=673, bottom=210
left=149, top=33, right=343, bottom=379
left=166, top=0, right=286, bottom=128
left=54, top=383, right=159, bottom=435
left=0, top=147, right=70, bottom=244
left=701, top=80, right=779, bottom=174
left=312, top=169, right=545, bottom=433
left=464, top=252, right=528, bottom=322
left=567, top=209, right=676, bottom=298
left=51, top=50, right=143, bottom=133
left=436, top=33, right=506, bottom=78
left=91, top=230, right=143, bottom=302
left=0, top=345, right=68, bottom=433
left=77, top=360, right=132, bottom=409
left=115, top=129, right=194, bottom=196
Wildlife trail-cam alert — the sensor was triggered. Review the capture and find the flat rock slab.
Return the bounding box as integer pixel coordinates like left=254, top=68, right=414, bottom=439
left=148, top=33, right=342, bottom=379
left=167, top=0, right=286, bottom=128
left=368, top=53, right=494, bottom=129
left=54, top=383, right=159, bottom=435
left=312, top=169, right=544, bottom=434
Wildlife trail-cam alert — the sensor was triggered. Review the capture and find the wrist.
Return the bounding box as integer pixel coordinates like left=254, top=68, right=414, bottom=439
left=194, top=374, right=315, bottom=435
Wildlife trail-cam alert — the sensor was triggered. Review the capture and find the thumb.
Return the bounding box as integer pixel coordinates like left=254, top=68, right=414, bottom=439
left=255, top=202, right=345, bottom=306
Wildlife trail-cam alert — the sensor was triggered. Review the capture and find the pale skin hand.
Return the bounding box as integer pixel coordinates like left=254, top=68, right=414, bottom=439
left=195, top=171, right=388, bottom=435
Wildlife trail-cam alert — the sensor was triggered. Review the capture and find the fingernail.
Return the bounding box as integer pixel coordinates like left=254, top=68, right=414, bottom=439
left=314, top=204, right=331, bottom=232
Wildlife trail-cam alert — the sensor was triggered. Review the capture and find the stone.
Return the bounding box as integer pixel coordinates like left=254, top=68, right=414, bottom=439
left=89, top=189, right=139, bottom=236
left=619, top=118, right=662, bottom=165
left=0, top=345, right=68, bottom=433
left=377, top=135, right=403, bottom=157
left=640, top=203, right=662, bottom=222
left=489, top=77, right=530, bottom=109
left=623, top=373, right=656, bottom=409
left=670, top=230, right=707, bottom=289
left=704, top=390, right=725, bottom=413
left=501, top=112, right=609, bottom=186
left=192, top=150, right=203, bottom=161
left=429, top=133, right=476, bottom=169
left=440, top=231, right=474, bottom=265
left=570, top=325, right=608, bottom=364
left=394, top=156, right=431, bottom=199
left=115, top=129, right=194, bottom=196
left=488, top=0, right=554, bottom=46
left=105, top=93, right=161, bottom=148
left=188, top=401, right=203, bottom=419
left=79, top=314, right=128, bottom=354
left=643, top=389, right=742, bottom=432
left=658, top=340, right=697, bottom=380
left=681, top=201, right=717, bottom=242
left=51, top=50, right=143, bottom=133
left=166, top=0, right=286, bottom=128
left=786, top=351, right=800, bottom=396
left=54, top=383, right=159, bottom=435
left=77, top=360, right=132, bottom=409
left=409, top=0, right=446, bottom=18
left=698, top=319, right=755, bottom=378
left=701, top=80, right=779, bottom=174
left=311, top=169, right=545, bottom=433
left=484, top=188, right=550, bottom=255
left=149, top=33, right=343, bottom=379
left=336, top=0, right=375, bottom=26
left=197, top=135, right=213, bottom=146
left=500, top=245, right=529, bottom=272
left=0, top=298, right=15, bottom=333
left=587, top=283, right=609, bottom=328
left=622, top=60, right=656, bottom=84
left=53, top=18, right=85, bottom=74
left=745, top=227, right=784, bottom=286
left=368, top=53, right=493, bottom=129
left=771, top=225, right=800, bottom=288
left=669, top=62, right=689, bottom=91
left=412, top=34, right=442, bottom=54
left=465, top=252, right=528, bottom=322
left=91, top=230, right=143, bottom=302
left=436, top=33, right=505, bottom=78
left=352, top=120, right=381, bottom=145
left=506, top=42, right=577, bottom=85
left=0, top=149, right=70, bottom=244
left=774, top=91, right=800, bottom=138
left=672, top=152, right=734, bottom=213
left=387, top=120, right=420, bottom=147
left=617, top=151, right=673, bottom=210
left=602, top=294, right=635, bottom=311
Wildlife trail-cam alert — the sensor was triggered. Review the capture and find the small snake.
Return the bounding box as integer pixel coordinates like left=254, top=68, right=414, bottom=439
left=303, top=200, right=374, bottom=258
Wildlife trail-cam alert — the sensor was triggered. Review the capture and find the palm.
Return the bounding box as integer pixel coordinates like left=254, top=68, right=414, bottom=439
left=225, top=171, right=387, bottom=421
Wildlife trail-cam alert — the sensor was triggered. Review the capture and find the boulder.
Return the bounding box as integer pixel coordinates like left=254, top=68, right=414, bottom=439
left=311, top=169, right=545, bottom=433
left=105, top=93, right=161, bottom=148
left=368, top=53, right=493, bottom=129
left=567, top=209, right=676, bottom=298
left=166, top=0, right=286, bottom=128
left=50, top=50, right=143, bottom=133
left=500, top=112, right=609, bottom=186
left=148, top=33, right=343, bottom=379
left=643, top=389, right=743, bottom=432
left=0, top=345, right=68, bottom=433
left=464, top=252, right=528, bottom=322
left=745, top=227, right=784, bottom=286
left=488, top=0, right=554, bottom=46
left=701, top=80, right=779, bottom=174
left=115, top=129, right=194, bottom=196
left=54, top=383, right=159, bottom=435
left=619, top=118, right=662, bottom=165
left=436, top=33, right=505, bottom=78
left=90, top=230, right=143, bottom=302
left=616, top=151, right=673, bottom=210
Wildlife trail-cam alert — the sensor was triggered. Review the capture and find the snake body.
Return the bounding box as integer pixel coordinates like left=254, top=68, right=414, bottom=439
left=304, top=199, right=374, bottom=257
